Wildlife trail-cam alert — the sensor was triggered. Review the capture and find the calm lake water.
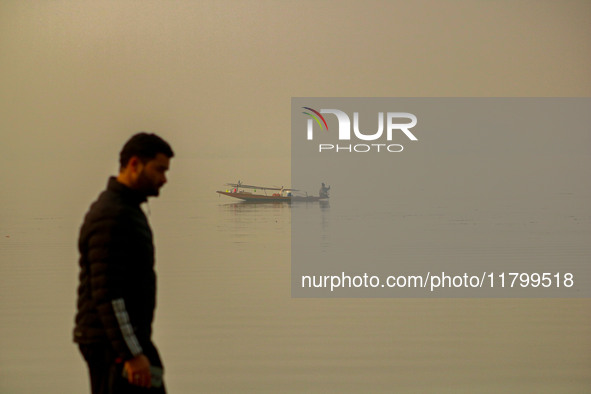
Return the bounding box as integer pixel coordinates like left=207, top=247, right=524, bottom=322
left=0, top=157, right=590, bottom=393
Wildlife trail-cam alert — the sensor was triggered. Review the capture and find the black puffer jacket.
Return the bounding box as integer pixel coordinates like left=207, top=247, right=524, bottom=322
left=74, top=177, right=156, bottom=361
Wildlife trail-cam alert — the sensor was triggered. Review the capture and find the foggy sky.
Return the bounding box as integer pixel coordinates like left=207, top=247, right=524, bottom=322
left=1, top=0, right=590, bottom=212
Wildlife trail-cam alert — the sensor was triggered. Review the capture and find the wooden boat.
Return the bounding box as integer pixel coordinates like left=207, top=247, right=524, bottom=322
left=217, top=182, right=329, bottom=202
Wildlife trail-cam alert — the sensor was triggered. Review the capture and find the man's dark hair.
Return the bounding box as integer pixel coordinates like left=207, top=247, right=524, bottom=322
left=119, top=132, right=174, bottom=169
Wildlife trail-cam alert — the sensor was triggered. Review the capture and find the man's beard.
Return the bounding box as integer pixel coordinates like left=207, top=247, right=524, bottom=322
left=136, top=171, right=161, bottom=196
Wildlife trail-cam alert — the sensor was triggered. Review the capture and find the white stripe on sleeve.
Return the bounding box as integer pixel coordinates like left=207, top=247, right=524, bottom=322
left=111, top=298, right=143, bottom=357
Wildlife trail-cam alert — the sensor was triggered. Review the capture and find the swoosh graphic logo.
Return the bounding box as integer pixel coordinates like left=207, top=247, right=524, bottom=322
left=302, top=107, right=328, bottom=130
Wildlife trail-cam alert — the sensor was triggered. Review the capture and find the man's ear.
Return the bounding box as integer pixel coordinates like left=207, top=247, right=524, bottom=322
left=127, top=156, right=141, bottom=173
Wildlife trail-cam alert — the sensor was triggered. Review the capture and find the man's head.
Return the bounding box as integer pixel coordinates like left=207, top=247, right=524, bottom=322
left=118, top=133, right=174, bottom=197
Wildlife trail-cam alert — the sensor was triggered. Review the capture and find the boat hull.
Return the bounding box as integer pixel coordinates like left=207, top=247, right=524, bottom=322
left=217, top=191, right=325, bottom=202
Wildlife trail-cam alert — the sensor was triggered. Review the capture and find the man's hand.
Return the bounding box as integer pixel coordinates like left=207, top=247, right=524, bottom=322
left=124, top=354, right=151, bottom=388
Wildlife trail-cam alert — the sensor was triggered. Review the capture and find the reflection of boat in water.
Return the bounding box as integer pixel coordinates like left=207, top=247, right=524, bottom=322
left=217, top=181, right=330, bottom=202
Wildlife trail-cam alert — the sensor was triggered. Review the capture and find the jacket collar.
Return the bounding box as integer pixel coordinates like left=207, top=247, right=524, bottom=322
left=107, top=177, right=147, bottom=204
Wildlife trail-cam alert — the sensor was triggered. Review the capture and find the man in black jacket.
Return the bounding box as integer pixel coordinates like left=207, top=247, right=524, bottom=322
left=74, top=133, right=173, bottom=393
